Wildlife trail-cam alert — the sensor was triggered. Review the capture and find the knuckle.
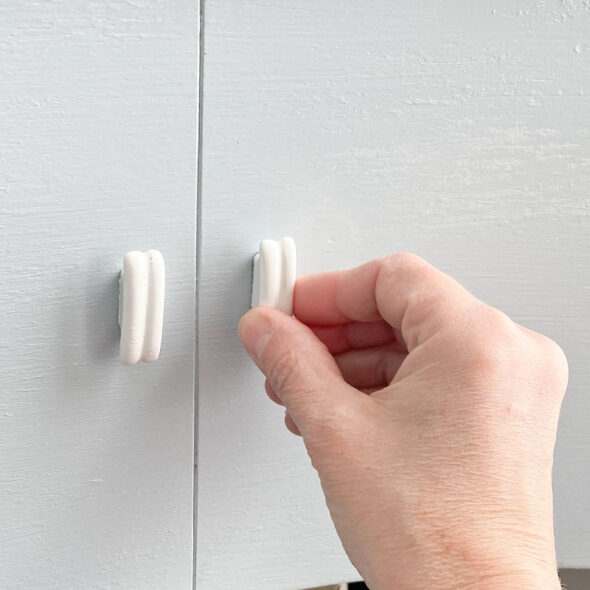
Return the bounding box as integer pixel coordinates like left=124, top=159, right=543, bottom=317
left=462, top=345, right=508, bottom=385
left=546, top=338, right=569, bottom=376
left=306, top=399, right=372, bottom=457
left=531, top=333, right=570, bottom=394
left=479, top=305, right=519, bottom=337
left=382, top=252, right=425, bottom=276
left=267, top=347, right=301, bottom=395
left=472, top=305, right=521, bottom=349
left=461, top=305, right=569, bottom=407
left=460, top=305, right=522, bottom=379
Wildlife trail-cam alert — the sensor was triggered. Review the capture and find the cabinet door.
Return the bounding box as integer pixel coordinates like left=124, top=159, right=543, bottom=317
left=0, top=3, right=198, bottom=589
left=198, top=1, right=590, bottom=587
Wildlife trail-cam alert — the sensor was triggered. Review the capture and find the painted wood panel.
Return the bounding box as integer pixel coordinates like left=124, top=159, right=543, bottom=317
left=0, top=2, right=198, bottom=589
left=198, top=0, right=590, bottom=587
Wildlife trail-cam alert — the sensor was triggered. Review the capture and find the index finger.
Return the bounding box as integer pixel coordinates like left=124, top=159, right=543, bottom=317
left=294, top=260, right=383, bottom=325
left=293, top=253, right=478, bottom=351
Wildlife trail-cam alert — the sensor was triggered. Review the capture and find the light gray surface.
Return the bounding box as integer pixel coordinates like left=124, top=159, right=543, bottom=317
left=0, top=2, right=197, bottom=589
left=198, top=0, right=590, bottom=587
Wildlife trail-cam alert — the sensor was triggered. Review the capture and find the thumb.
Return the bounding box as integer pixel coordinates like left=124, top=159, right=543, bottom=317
left=238, top=306, right=351, bottom=432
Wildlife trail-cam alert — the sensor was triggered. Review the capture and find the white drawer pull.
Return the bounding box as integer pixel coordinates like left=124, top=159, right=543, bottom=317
left=251, top=237, right=296, bottom=315
left=118, top=250, right=165, bottom=365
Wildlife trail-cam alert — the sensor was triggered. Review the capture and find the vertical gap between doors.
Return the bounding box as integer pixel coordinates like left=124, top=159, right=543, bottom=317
left=193, top=0, right=205, bottom=588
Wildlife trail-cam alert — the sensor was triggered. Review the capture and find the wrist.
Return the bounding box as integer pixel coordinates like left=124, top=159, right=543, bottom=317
left=465, top=570, right=561, bottom=590
left=367, top=525, right=560, bottom=590
left=372, top=567, right=561, bottom=590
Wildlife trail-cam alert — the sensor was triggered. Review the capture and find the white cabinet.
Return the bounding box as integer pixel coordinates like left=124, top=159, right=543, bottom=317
left=198, top=1, right=590, bottom=588
left=1, top=1, right=589, bottom=589
left=0, top=3, right=197, bottom=589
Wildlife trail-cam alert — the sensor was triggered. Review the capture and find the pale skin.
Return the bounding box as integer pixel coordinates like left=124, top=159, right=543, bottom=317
left=238, top=253, right=568, bottom=590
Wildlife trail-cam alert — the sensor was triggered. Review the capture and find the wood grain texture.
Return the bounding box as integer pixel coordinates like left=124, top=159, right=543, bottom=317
left=198, top=0, right=590, bottom=587
left=0, top=2, right=197, bottom=588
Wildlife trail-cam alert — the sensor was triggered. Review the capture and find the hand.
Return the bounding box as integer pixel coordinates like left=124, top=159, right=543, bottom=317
left=238, top=253, right=568, bottom=590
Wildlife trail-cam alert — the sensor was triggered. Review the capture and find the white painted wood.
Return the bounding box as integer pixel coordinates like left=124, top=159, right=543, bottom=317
left=0, top=2, right=198, bottom=589
left=198, top=0, right=590, bottom=587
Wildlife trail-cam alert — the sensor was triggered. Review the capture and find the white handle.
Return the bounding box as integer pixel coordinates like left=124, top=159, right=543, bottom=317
left=119, top=250, right=165, bottom=365
left=251, top=237, right=296, bottom=315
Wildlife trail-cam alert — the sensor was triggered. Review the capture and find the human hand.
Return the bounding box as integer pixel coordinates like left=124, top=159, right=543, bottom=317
left=238, top=253, right=568, bottom=590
